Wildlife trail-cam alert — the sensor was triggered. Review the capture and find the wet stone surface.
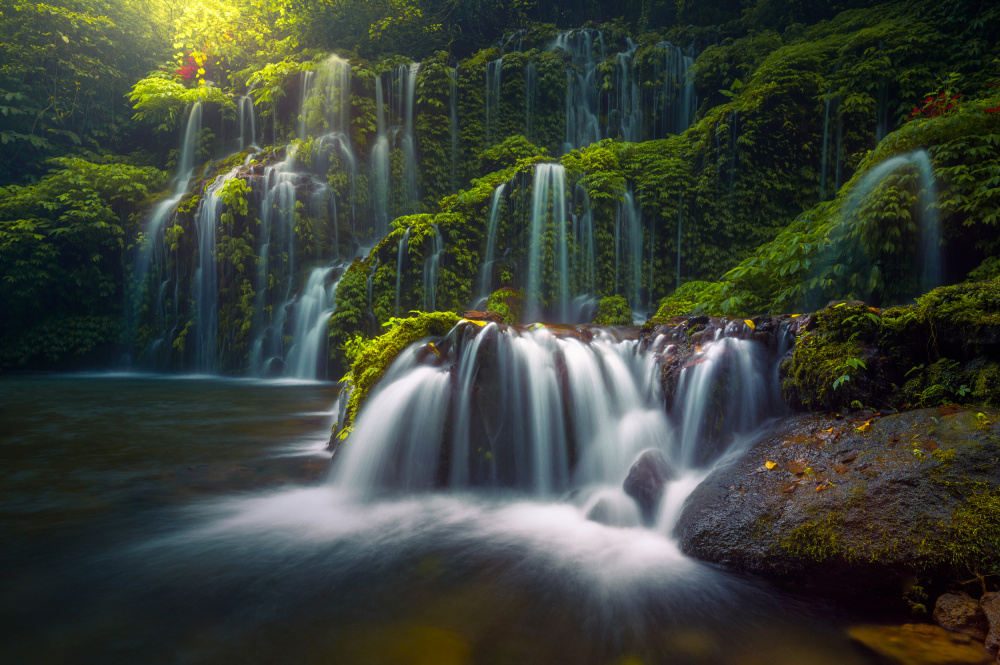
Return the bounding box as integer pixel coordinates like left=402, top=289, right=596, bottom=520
left=675, top=406, right=1000, bottom=605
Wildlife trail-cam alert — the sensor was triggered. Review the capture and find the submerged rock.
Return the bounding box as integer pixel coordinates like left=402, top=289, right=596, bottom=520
left=848, top=623, right=993, bottom=665
left=935, top=592, right=989, bottom=641
left=675, top=407, right=1000, bottom=606
left=623, top=449, right=675, bottom=523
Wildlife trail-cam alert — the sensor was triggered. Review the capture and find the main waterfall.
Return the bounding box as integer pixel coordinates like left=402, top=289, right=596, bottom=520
left=332, top=318, right=791, bottom=532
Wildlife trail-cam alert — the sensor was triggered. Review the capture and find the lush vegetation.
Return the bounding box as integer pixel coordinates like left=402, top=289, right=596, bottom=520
left=2, top=0, right=1000, bottom=375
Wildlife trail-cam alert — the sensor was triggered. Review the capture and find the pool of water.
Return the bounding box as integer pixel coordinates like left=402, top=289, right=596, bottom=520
left=0, top=374, right=876, bottom=664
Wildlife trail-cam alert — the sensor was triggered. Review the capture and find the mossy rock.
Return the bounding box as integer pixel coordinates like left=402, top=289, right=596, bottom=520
left=592, top=295, right=632, bottom=326
left=676, top=408, right=1000, bottom=608
left=334, top=311, right=461, bottom=442
left=486, top=288, right=525, bottom=325
left=782, top=301, right=886, bottom=412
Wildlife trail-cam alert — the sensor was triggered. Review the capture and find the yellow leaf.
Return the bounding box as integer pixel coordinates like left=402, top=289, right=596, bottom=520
left=744, top=319, right=755, bottom=329
left=821, top=427, right=834, bottom=432
left=765, top=460, right=777, bottom=470
left=462, top=319, right=487, bottom=327
left=791, top=314, right=801, bottom=318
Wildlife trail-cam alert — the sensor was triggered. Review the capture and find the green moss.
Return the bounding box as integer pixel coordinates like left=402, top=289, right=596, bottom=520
left=781, top=511, right=846, bottom=562
left=338, top=311, right=461, bottom=437
left=486, top=288, right=525, bottom=324
left=592, top=295, right=633, bottom=325
left=782, top=302, right=879, bottom=411
left=932, top=485, right=1000, bottom=577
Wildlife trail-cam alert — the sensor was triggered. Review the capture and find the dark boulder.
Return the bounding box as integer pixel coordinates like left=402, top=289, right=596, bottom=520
left=623, top=449, right=675, bottom=523
left=935, top=592, right=989, bottom=641
left=675, top=407, right=1000, bottom=607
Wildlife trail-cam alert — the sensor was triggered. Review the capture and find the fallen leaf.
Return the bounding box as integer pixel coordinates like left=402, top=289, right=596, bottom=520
left=919, top=440, right=939, bottom=452
left=840, top=450, right=858, bottom=463
left=787, top=459, right=808, bottom=475
left=855, top=419, right=873, bottom=433
left=834, top=462, right=849, bottom=475
left=782, top=484, right=797, bottom=493
left=744, top=319, right=756, bottom=330
left=804, top=467, right=815, bottom=476
left=821, top=427, right=835, bottom=433
left=765, top=460, right=777, bottom=470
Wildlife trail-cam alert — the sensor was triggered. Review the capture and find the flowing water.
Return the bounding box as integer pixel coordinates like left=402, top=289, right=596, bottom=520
left=1, top=329, right=877, bottom=663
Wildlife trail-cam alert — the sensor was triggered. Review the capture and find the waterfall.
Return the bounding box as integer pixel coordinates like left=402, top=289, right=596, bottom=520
left=838, top=149, right=941, bottom=297
left=237, top=95, right=257, bottom=150
left=615, top=190, right=644, bottom=312
left=477, top=183, right=507, bottom=303
left=525, top=164, right=568, bottom=322
left=422, top=225, right=443, bottom=311
left=676, top=202, right=683, bottom=288
left=284, top=265, right=344, bottom=380
left=332, top=320, right=789, bottom=510
left=133, top=102, right=202, bottom=366
left=248, top=148, right=299, bottom=375
left=450, top=66, right=459, bottom=193
left=395, top=227, right=411, bottom=316
left=401, top=63, right=420, bottom=211
left=485, top=57, right=503, bottom=144
left=191, top=166, right=241, bottom=373
left=551, top=29, right=603, bottom=153
left=654, top=41, right=697, bottom=137
left=372, top=63, right=421, bottom=240
left=524, top=61, right=536, bottom=142
left=611, top=39, right=642, bottom=142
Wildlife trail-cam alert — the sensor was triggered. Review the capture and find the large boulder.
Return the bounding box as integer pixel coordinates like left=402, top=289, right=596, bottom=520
left=675, top=407, right=1000, bottom=607
left=934, top=592, right=989, bottom=641
left=623, top=449, right=675, bottom=523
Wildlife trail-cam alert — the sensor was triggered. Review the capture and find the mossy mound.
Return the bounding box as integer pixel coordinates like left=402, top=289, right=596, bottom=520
left=332, top=311, right=461, bottom=443
left=592, top=295, right=632, bottom=325
left=676, top=407, right=1000, bottom=608
left=783, top=281, right=1000, bottom=413
left=486, top=288, right=525, bottom=325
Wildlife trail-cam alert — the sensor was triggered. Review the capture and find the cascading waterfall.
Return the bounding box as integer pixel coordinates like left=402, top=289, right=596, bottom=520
left=615, top=190, right=644, bottom=313
left=551, top=29, right=603, bottom=153
left=422, top=225, right=443, bottom=311
left=839, top=149, right=941, bottom=296
left=332, top=319, right=790, bottom=528
left=248, top=148, right=299, bottom=375
left=450, top=66, right=459, bottom=192
left=133, top=102, right=202, bottom=366
left=485, top=57, right=503, bottom=144
left=237, top=95, right=257, bottom=150
left=610, top=39, right=642, bottom=142
left=477, top=183, right=507, bottom=303
left=524, top=61, right=536, bottom=142
left=395, top=227, right=411, bottom=316
left=654, top=41, right=697, bottom=137
left=284, top=264, right=345, bottom=380
left=192, top=166, right=242, bottom=373
left=372, top=63, right=421, bottom=238
left=525, top=164, right=569, bottom=321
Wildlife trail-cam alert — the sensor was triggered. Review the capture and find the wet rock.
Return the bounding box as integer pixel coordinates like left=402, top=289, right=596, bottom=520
left=982, top=592, right=1000, bottom=652
left=675, top=408, right=1000, bottom=607
left=623, top=449, right=674, bottom=523
left=462, top=310, right=504, bottom=324
left=848, top=623, right=993, bottom=665
left=935, top=592, right=989, bottom=641
left=584, top=495, right=641, bottom=528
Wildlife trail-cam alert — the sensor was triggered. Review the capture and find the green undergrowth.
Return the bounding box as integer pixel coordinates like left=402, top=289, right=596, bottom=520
left=334, top=311, right=461, bottom=442
left=592, top=295, right=632, bottom=325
